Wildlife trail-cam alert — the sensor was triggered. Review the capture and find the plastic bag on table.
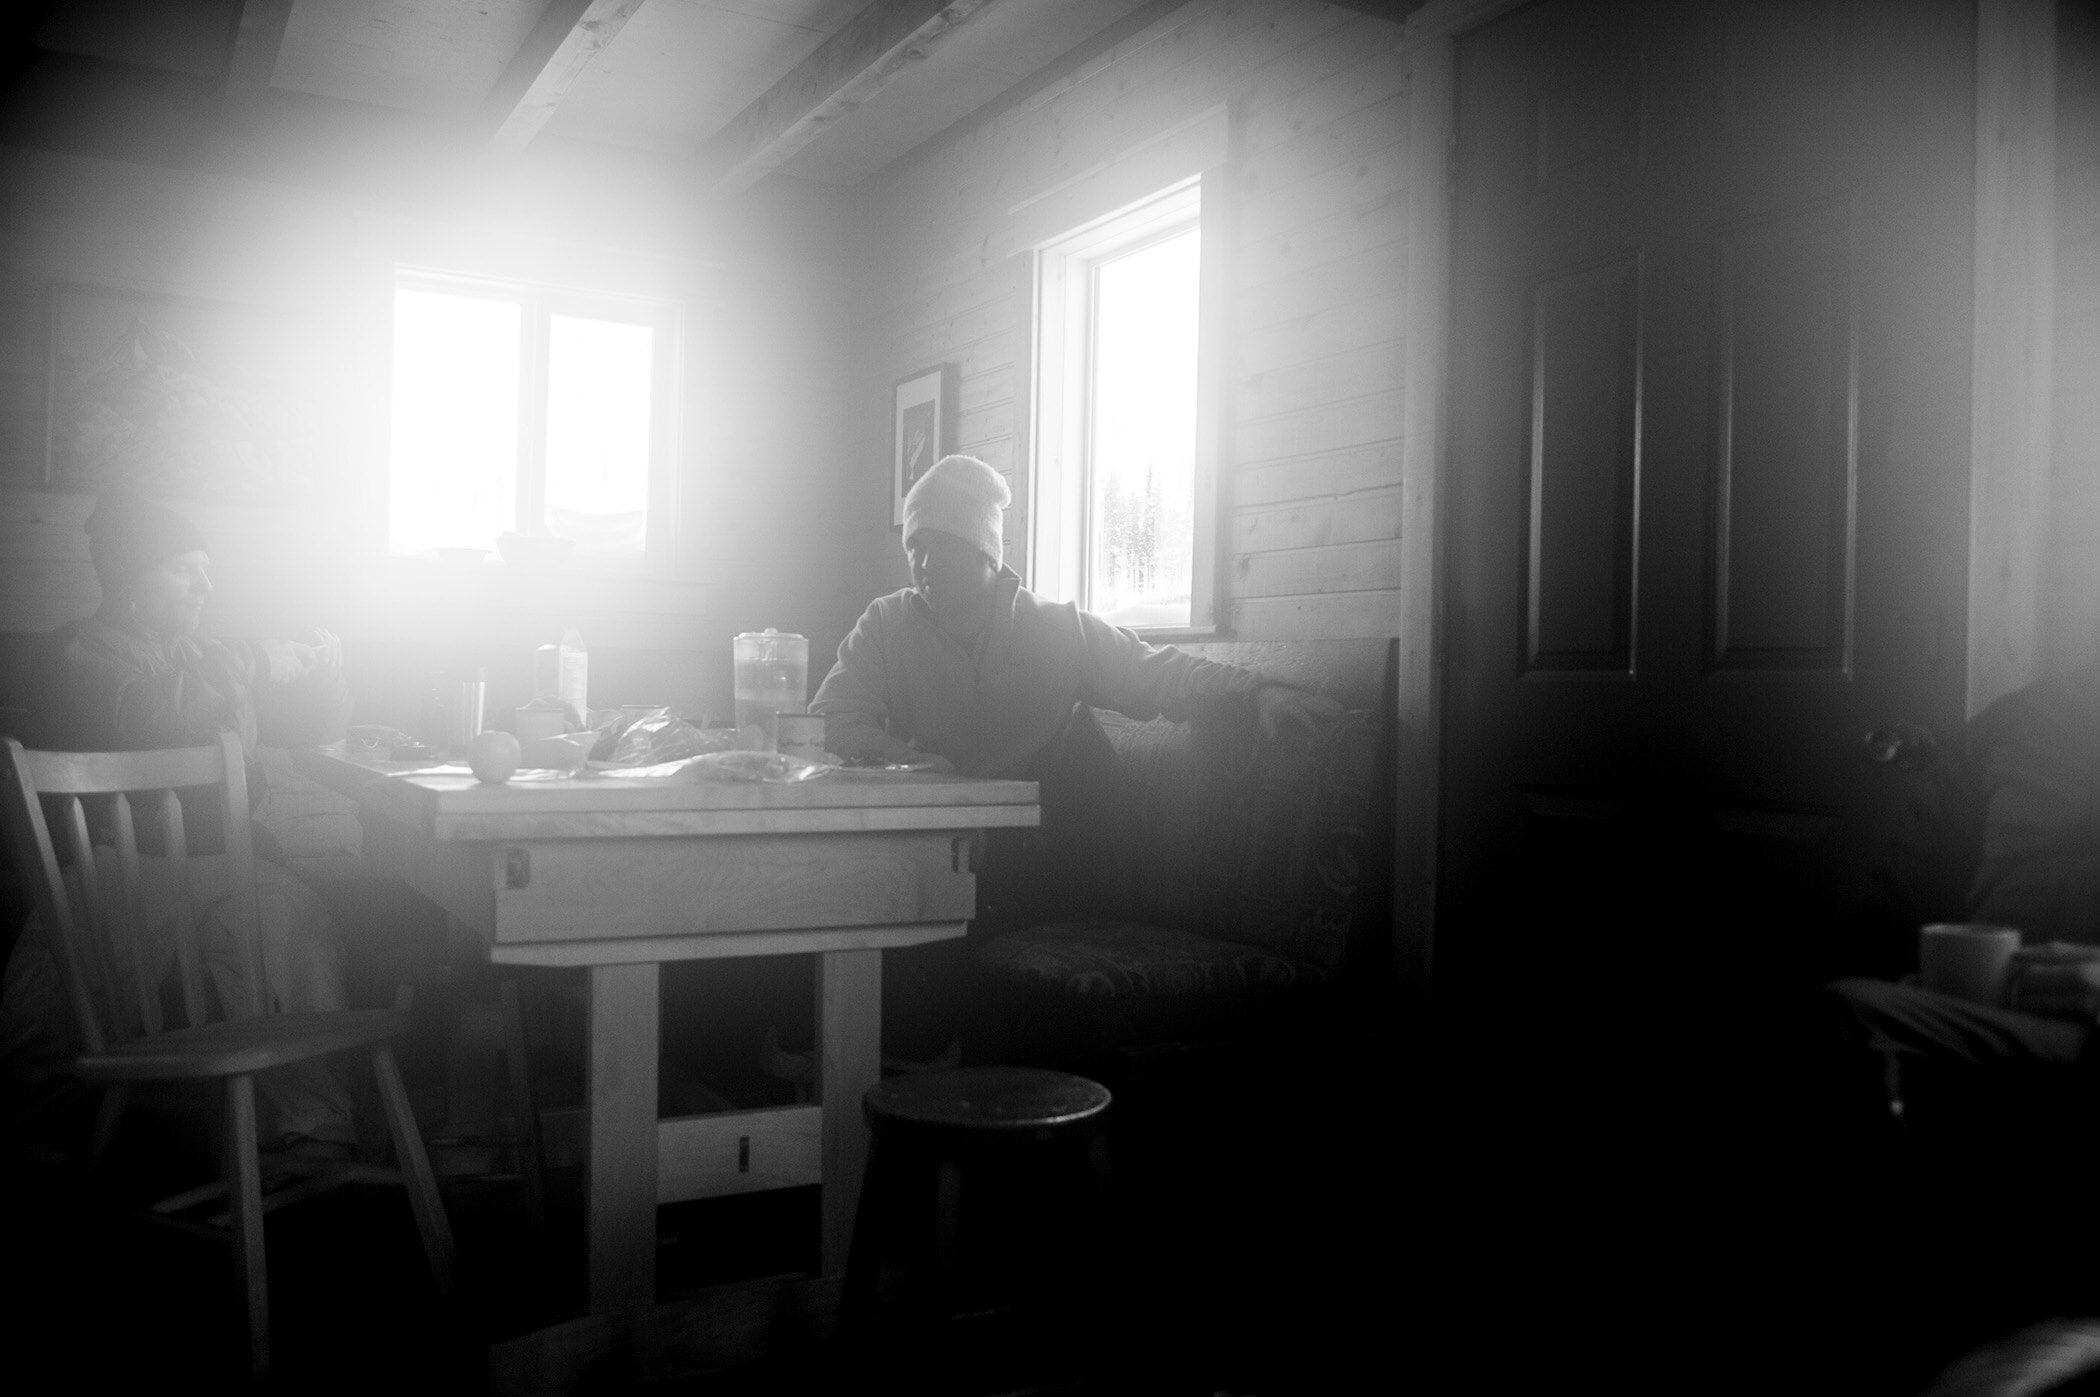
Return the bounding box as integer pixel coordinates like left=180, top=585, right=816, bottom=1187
left=584, top=706, right=653, bottom=761
left=580, top=708, right=733, bottom=767
left=602, top=749, right=835, bottom=783
left=598, top=709, right=737, bottom=767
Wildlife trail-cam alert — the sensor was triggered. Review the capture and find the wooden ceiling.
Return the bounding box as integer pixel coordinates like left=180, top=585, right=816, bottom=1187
left=16, top=0, right=1170, bottom=189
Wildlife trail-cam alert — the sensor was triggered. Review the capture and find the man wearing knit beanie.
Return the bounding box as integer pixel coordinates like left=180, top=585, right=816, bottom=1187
left=898, top=454, right=1011, bottom=638
left=904, top=453, right=1009, bottom=568
left=45, top=495, right=344, bottom=726
left=83, top=492, right=210, bottom=603
left=6, top=494, right=360, bottom=1155
left=816, top=453, right=1338, bottom=777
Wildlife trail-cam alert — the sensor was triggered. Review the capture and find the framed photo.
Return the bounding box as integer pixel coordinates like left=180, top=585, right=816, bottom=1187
left=44, top=282, right=343, bottom=499
left=893, top=363, right=956, bottom=526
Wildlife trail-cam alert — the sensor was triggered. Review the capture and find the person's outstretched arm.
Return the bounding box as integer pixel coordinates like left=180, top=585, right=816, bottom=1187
left=255, top=629, right=351, bottom=747
left=1072, top=610, right=1344, bottom=735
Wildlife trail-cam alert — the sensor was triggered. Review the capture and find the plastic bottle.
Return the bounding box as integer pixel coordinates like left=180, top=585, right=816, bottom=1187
left=533, top=628, right=589, bottom=725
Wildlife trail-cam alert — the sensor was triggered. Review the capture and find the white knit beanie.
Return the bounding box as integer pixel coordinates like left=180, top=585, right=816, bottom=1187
left=902, top=454, right=1009, bottom=567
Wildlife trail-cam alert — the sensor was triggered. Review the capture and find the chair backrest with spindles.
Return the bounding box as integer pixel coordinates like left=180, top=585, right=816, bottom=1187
left=0, top=734, right=260, bottom=1051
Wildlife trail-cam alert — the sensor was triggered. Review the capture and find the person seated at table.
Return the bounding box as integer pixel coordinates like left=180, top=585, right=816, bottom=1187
left=2, top=493, right=357, bottom=1157
left=790, top=454, right=1339, bottom=1065
left=811, top=453, right=1339, bottom=778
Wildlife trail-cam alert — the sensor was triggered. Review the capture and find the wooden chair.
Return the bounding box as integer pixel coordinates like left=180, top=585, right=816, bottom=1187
left=0, top=734, right=458, bottom=1381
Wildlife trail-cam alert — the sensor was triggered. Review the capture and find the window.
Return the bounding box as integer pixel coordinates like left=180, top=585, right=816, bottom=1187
left=387, top=275, right=672, bottom=560
left=1031, top=178, right=1219, bottom=632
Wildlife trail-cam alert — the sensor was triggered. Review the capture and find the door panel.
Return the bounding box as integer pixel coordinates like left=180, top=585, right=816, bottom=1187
left=1715, top=203, right=1857, bottom=669
left=1440, top=0, right=1974, bottom=1007
left=1528, top=255, right=1641, bottom=673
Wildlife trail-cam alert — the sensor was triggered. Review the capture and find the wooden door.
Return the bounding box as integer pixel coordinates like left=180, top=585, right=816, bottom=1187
left=1438, top=0, right=1976, bottom=1017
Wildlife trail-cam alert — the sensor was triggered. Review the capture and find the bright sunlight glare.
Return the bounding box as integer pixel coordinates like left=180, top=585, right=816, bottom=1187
left=389, top=289, right=520, bottom=552
left=1089, top=227, right=1200, bottom=628
left=546, top=315, right=653, bottom=556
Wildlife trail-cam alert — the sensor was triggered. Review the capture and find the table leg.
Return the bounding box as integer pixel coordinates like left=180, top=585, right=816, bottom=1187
left=817, top=947, right=881, bottom=1276
left=586, top=961, right=660, bottom=1313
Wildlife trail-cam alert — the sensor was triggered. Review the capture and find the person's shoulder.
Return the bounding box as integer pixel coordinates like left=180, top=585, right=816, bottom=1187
left=1010, top=584, right=1085, bottom=630
left=42, top=612, right=127, bottom=665
left=839, top=588, right=923, bottom=650
left=857, top=588, right=919, bottom=627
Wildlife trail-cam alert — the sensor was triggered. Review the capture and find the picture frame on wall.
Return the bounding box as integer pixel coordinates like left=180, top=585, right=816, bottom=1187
left=892, top=363, right=956, bottom=526
left=44, top=281, right=342, bottom=500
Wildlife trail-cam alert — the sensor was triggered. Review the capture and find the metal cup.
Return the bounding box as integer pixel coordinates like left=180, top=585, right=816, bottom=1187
left=430, top=671, right=486, bottom=749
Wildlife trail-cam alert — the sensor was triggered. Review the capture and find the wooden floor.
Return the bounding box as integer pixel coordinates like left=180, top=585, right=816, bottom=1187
left=19, top=993, right=2100, bottom=1395
left=2, top=1028, right=1407, bottom=1394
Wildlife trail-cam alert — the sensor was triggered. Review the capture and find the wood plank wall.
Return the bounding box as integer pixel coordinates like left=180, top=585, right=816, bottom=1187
left=839, top=0, right=1408, bottom=643
left=0, top=149, right=358, bottom=637
left=2046, top=0, right=2100, bottom=671
left=0, top=146, right=857, bottom=728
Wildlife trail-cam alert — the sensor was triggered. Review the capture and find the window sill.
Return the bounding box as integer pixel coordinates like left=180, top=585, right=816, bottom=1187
left=1126, top=625, right=1225, bottom=645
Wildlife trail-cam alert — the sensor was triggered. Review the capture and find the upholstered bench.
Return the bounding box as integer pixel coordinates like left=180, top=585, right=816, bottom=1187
left=969, top=638, right=1396, bottom=1084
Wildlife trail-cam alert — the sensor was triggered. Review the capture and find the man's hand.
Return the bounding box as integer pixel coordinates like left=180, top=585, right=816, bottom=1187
left=1254, top=684, right=1344, bottom=739
left=258, top=637, right=323, bottom=684
left=259, top=629, right=343, bottom=684
left=299, top=628, right=344, bottom=670
left=2007, top=942, right=2100, bottom=1020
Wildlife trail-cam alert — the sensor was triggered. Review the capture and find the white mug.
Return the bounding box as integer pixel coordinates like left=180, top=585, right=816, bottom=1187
left=1918, top=923, right=2022, bottom=1007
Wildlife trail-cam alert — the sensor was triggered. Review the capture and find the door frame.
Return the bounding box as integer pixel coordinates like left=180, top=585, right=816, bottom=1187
left=1967, top=0, right=2058, bottom=714
left=1390, top=0, right=2056, bottom=1001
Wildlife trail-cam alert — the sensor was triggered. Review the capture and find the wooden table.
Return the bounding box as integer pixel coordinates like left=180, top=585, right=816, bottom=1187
left=295, top=748, right=1038, bottom=1313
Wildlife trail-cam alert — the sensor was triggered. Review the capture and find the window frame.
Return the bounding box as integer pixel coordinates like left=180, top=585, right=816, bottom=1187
left=1028, top=174, right=1227, bottom=637
left=384, top=266, right=682, bottom=572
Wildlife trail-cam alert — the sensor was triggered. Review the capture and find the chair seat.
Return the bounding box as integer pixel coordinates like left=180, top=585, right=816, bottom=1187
left=977, top=921, right=1328, bottom=1001
left=76, top=1008, right=413, bottom=1082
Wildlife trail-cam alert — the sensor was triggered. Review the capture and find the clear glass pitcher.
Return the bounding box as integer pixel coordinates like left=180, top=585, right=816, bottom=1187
left=732, top=629, right=807, bottom=752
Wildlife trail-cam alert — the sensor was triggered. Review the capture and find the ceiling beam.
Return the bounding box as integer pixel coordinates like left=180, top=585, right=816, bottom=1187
left=220, top=0, right=293, bottom=128
left=701, top=0, right=1002, bottom=194
left=481, top=0, right=646, bottom=153
left=1320, top=0, right=1431, bottom=23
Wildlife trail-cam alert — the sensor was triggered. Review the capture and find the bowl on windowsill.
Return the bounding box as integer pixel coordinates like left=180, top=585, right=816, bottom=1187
left=496, top=532, right=575, bottom=569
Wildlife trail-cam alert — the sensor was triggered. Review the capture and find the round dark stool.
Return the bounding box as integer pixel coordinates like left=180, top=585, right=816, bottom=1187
left=839, top=1066, right=1113, bottom=1335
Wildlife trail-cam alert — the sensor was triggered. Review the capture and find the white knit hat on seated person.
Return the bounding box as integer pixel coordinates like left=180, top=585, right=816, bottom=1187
left=902, top=454, right=1010, bottom=568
